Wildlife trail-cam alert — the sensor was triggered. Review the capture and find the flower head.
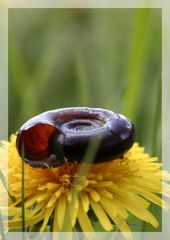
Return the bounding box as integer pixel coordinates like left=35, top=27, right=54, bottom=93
left=0, top=140, right=8, bottom=208
left=1, top=134, right=170, bottom=240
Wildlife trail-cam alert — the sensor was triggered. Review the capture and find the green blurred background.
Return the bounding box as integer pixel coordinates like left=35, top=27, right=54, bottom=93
left=8, top=8, right=162, bottom=232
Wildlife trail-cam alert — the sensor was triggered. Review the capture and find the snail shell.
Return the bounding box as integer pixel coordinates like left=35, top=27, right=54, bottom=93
left=16, top=107, right=135, bottom=168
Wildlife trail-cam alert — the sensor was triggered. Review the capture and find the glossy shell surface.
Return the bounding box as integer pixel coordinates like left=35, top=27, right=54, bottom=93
left=16, top=107, right=135, bottom=168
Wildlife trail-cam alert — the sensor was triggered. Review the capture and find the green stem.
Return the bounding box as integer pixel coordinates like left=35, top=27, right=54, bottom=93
left=21, top=145, right=25, bottom=236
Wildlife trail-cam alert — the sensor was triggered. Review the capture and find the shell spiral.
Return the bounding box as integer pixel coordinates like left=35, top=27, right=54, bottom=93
left=16, top=107, right=135, bottom=168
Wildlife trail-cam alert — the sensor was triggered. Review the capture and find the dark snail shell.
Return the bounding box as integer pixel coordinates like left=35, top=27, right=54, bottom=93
left=16, top=107, right=135, bottom=168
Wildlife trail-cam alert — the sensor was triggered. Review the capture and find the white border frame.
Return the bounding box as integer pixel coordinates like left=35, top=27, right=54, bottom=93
left=0, top=0, right=170, bottom=239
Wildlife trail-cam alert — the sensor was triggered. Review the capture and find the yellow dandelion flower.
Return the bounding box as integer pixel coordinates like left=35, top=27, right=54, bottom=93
left=1, top=134, right=170, bottom=240
left=0, top=140, right=8, bottom=209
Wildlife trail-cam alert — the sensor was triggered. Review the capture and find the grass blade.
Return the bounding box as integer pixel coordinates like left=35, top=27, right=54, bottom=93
left=122, top=9, right=152, bottom=120
left=0, top=170, right=15, bottom=203
left=0, top=210, right=5, bottom=240
left=75, top=48, right=91, bottom=106
left=141, top=79, right=162, bottom=234
left=21, top=145, right=25, bottom=236
left=0, top=171, right=7, bottom=193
